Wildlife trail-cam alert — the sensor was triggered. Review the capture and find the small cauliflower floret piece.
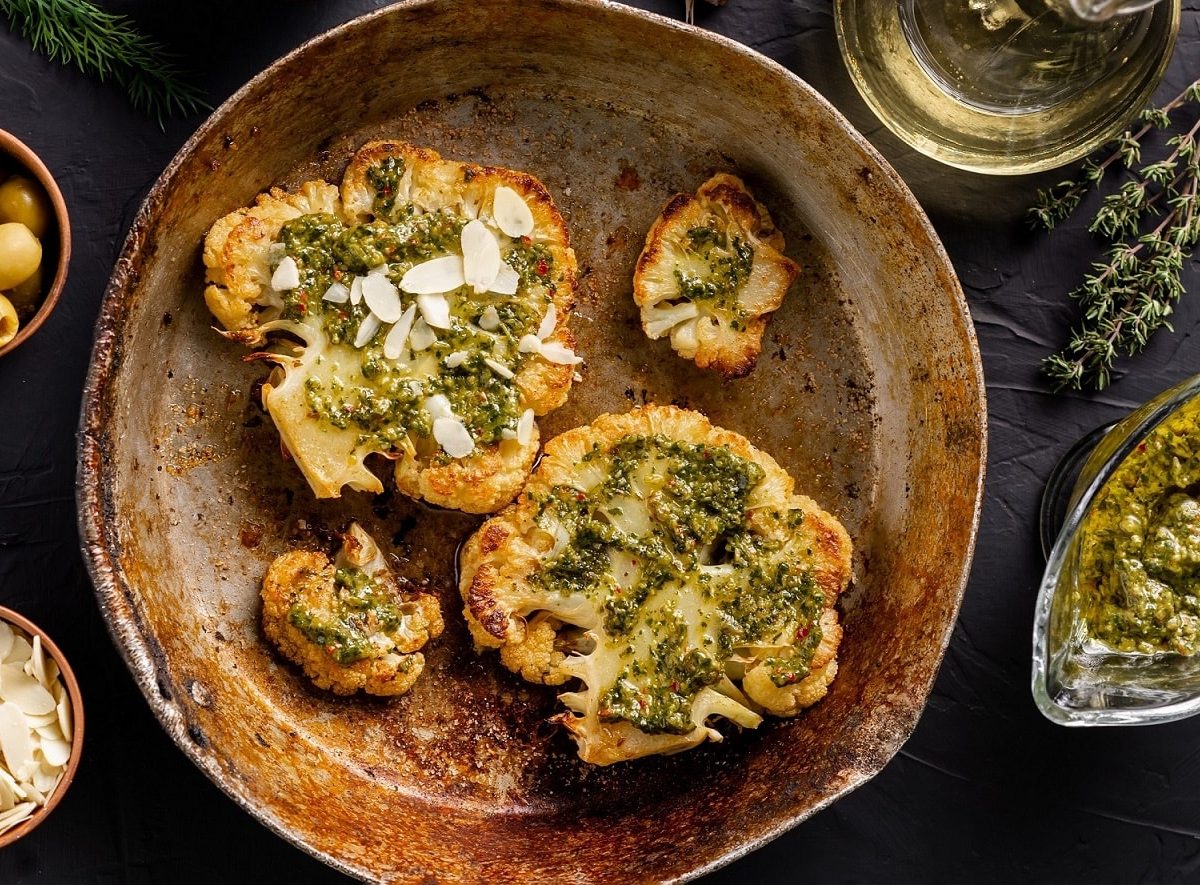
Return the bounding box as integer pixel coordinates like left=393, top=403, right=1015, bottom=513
left=200, top=141, right=580, bottom=512
left=634, top=173, right=800, bottom=379
left=459, top=405, right=852, bottom=765
left=261, top=523, right=443, bottom=697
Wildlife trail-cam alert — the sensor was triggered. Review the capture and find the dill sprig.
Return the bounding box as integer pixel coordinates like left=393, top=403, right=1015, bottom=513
left=1033, top=79, right=1200, bottom=390
left=0, top=0, right=207, bottom=125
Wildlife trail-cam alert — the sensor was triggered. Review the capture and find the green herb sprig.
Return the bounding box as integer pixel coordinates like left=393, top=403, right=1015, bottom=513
left=0, top=0, right=207, bottom=125
left=1033, top=80, right=1200, bottom=390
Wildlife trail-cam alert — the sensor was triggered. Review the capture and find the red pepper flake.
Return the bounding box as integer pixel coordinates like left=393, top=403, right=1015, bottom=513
left=520, top=235, right=532, bottom=247
left=333, top=268, right=344, bottom=281
left=796, top=625, right=810, bottom=640
left=536, top=259, right=549, bottom=277
left=1137, top=442, right=1147, bottom=453
left=670, top=680, right=680, bottom=693
left=576, top=491, right=586, bottom=501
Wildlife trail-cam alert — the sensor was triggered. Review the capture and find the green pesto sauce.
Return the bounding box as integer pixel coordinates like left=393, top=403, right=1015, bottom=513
left=287, top=566, right=406, bottom=665
left=269, top=159, right=563, bottom=451
left=674, top=225, right=754, bottom=330
left=535, top=434, right=826, bottom=735
left=1079, top=397, right=1200, bottom=655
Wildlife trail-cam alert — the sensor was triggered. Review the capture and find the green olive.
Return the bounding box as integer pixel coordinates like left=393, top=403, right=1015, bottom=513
left=0, top=294, right=18, bottom=347
left=0, top=223, right=41, bottom=290
left=0, top=176, right=51, bottom=238
left=6, top=262, right=42, bottom=317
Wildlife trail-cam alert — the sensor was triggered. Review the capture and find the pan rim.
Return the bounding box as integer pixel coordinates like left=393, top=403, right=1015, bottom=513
left=75, top=0, right=988, bottom=880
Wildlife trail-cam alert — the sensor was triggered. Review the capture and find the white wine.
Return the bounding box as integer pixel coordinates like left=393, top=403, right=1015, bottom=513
left=902, top=0, right=1151, bottom=113
left=835, top=0, right=1179, bottom=174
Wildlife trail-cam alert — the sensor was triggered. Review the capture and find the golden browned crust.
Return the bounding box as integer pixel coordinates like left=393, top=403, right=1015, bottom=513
left=200, top=141, right=580, bottom=512
left=458, top=405, right=852, bottom=764
left=261, top=527, right=443, bottom=697
left=633, top=173, right=800, bottom=379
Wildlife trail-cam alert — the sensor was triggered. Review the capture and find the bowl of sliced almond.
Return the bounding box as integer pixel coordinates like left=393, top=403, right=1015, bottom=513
left=0, top=607, right=82, bottom=847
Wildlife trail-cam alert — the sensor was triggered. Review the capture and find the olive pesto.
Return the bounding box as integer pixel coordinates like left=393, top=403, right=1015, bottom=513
left=533, top=434, right=826, bottom=735
left=673, top=224, right=754, bottom=331
left=269, top=167, right=563, bottom=452
left=1078, top=396, right=1200, bottom=655
left=287, top=566, right=410, bottom=666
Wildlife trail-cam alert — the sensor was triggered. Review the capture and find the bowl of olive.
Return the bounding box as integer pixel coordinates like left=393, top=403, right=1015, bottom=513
left=0, top=130, right=70, bottom=358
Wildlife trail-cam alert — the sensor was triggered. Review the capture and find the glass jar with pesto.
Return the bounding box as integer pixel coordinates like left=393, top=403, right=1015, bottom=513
left=1035, top=373, right=1200, bottom=726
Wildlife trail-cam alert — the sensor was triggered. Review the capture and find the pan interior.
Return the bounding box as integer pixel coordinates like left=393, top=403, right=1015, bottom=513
left=82, top=2, right=983, bottom=880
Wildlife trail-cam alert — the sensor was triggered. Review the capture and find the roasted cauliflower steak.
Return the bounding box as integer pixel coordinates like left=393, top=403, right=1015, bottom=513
left=633, top=173, right=800, bottom=379
left=202, top=140, right=580, bottom=513
left=261, top=522, right=444, bottom=697
left=459, top=405, right=852, bottom=764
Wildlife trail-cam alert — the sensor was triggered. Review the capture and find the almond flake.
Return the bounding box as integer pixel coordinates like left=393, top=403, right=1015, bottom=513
left=0, top=801, right=34, bottom=835
left=490, top=263, right=519, bottom=296
left=30, top=636, right=44, bottom=689
left=537, top=341, right=584, bottom=365
left=444, top=351, right=469, bottom=368
left=362, top=274, right=403, bottom=323
left=400, top=255, right=465, bottom=295
left=0, top=623, right=11, bottom=661
left=322, top=282, right=350, bottom=304
left=271, top=256, right=300, bottom=291
left=417, top=293, right=452, bottom=330
left=516, top=409, right=535, bottom=446
left=478, top=306, right=501, bottom=331
left=484, top=358, right=514, bottom=379
left=383, top=304, right=417, bottom=360
left=461, top=220, right=501, bottom=294
left=350, top=276, right=364, bottom=305
left=354, top=313, right=382, bottom=348
left=433, top=417, right=475, bottom=458
left=409, top=317, right=437, bottom=351
left=492, top=186, right=535, bottom=238
left=0, top=665, right=54, bottom=716
left=56, top=695, right=71, bottom=743
left=537, top=303, right=557, bottom=340
left=368, top=264, right=389, bottom=277
left=0, top=773, right=13, bottom=811
left=0, top=703, right=33, bottom=780
left=425, top=394, right=454, bottom=421
left=518, top=334, right=542, bottom=354
left=39, top=738, right=70, bottom=769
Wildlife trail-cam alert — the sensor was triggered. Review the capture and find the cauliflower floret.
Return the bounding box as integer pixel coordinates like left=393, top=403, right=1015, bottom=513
left=459, top=405, right=852, bottom=764
left=261, top=523, right=443, bottom=697
left=200, top=141, right=579, bottom=513
left=634, top=174, right=800, bottom=379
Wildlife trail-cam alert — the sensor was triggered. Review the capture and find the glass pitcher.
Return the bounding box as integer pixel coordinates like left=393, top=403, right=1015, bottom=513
left=835, top=0, right=1180, bottom=174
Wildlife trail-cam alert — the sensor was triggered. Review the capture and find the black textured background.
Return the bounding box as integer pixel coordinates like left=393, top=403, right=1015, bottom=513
left=3, top=1, right=1200, bottom=882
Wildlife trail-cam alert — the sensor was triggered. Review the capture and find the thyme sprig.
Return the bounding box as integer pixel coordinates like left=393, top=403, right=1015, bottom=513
left=1033, top=80, right=1200, bottom=390
left=0, top=0, right=206, bottom=125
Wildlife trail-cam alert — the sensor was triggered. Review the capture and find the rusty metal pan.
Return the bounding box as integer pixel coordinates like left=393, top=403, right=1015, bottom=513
left=77, top=1, right=986, bottom=881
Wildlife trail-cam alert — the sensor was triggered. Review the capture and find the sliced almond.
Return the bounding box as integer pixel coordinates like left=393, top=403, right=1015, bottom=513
left=433, top=416, right=475, bottom=458
left=322, top=282, right=350, bottom=304
left=0, top=801, right=34, bottom=834
left=34, top=722, right=62, bottom=743
left=21, top=783, right=45, bottom=806
left=3, top=636, right=29, bottom=665
left=444, top=351, right=469, bottom=369
left=30, top=636, right=45, bottom=689
left=417, top=293, right=452, bottom=330
left=484, top=358, right=514, bottom=380
left=354, top=313, right=382, bottom=349
left=409, top=317, right=437, bottom=351
left=517, top=334, right=542, bottom=354
left=0, top=665, right=55, bottom=716
left=38, top=738, right=70, bottom=769
left=490, top=263, right=519, bottom=296
left=349, top=275, right=364, bottom=305
left=23, top=712, right=56, bottom=729
left=537, top=303, right=557, bottom=340
left=0, top=772, right=13, bottom=811
left=0, top=703, right=34, bottom=779
left=461, top=220, right=501, bottom=294
left=362, top=273, right=403, bottom=323
left=492, top=186, right=535, bottom=238
left=537, top=341, right=584, bottom=366
left=270, top=255, right=300, bottom=291
left=478, top=305, right=501, bottom=331
left=400, top=255, right=465, bottom=295
left=383, top=304, right=418, bottom=360
left=0, top=623, right=12, bottom=661
left=516, top=408, right=535, bottom=446
left=56, top=695, right=71, bottom=743
left=424, top=394, right=454, bottom=421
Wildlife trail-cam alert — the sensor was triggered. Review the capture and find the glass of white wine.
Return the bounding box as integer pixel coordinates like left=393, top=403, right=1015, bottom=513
left=835, top=0, right=1180, bottom=174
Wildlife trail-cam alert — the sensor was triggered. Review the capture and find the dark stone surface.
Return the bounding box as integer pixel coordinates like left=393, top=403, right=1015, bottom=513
left=1, top=1, right=1198, bottom=882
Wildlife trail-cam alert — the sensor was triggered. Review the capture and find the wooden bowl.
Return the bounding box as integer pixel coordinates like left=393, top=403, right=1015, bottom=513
left=0, top=606, right=85, bottom=849
left=77, top=0, right=986, bottom=880
left=0, top=129, right=71, bottom=359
